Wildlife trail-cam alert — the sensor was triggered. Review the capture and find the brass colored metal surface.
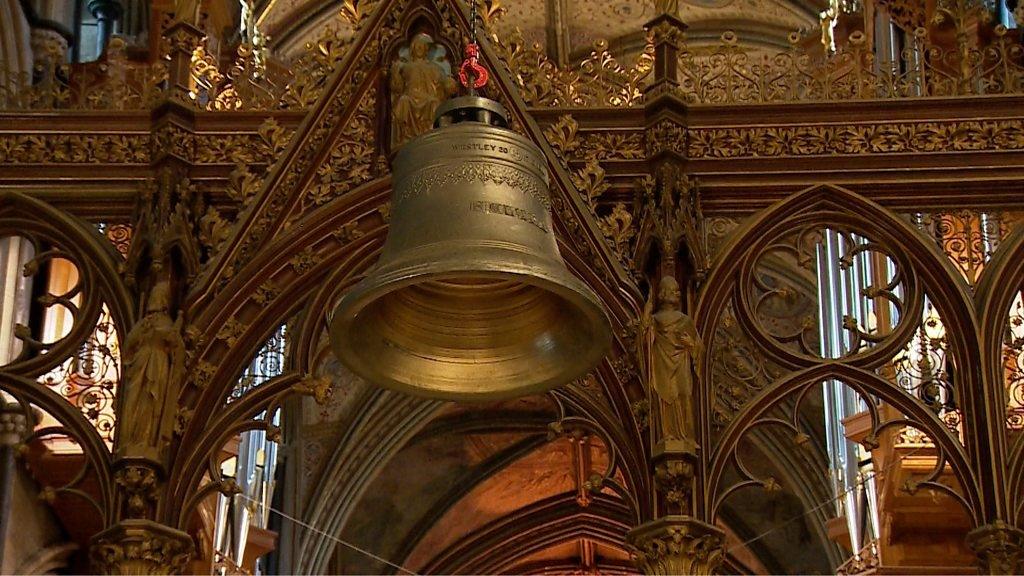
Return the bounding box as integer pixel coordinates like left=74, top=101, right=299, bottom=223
left=330, top=98, right=610, bottom=401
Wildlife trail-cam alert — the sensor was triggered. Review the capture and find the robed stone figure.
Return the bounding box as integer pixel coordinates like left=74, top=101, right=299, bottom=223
left=118, top=279, right=185, bottom=460
left=638, top=276, right=704, bottom=447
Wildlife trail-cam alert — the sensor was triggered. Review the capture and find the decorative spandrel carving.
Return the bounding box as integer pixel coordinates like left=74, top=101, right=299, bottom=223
left=1005, top=291, right=1024, bottom=429
left=117, top=279, right=185, bottom=461
left=709, top=303, right=783, bottom=431
left=906, top=210, right=1021, bottom=286
left=639, top=276, right=703, bottom=447
left=304, top=86, right=377, bottom=210
left=390, top=33, right=457, bottom=147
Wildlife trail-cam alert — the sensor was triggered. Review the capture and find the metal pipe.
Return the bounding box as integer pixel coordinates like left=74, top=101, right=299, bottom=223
left=87, top=0, right=123, bottom=56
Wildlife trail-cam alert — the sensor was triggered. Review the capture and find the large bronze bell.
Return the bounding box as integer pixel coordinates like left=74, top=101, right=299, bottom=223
left=329, top=96, right=610, bottom=401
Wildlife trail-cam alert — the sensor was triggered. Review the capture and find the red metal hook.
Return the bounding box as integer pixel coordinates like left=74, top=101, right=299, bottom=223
left=458, top=43, right=489, bottom=90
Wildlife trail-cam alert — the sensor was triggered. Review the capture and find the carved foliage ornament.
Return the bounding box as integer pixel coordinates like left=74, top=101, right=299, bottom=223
left=90, top=520, right=194, bottom=575
left=627, top=517, right=724, bottom=576
left=966, top=520, right=1024, bottom=575
left=688, top=119, right=1024, bottom=159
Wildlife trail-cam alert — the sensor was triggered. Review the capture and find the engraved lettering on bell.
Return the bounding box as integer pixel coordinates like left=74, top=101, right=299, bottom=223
left=330, top=96, right=610, bottom=401
left=470, top=200, right=549, bottom=233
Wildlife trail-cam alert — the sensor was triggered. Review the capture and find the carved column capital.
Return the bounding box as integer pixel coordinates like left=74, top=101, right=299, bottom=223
left=29, top=28, right=69, bottom=64
left=627, top=516, right=724, bottom=576
left=0, top=405, right=29, bottom=447
left=967, top=520, right=1024, bottom=575
left=90, top=519, right=194, bottom=575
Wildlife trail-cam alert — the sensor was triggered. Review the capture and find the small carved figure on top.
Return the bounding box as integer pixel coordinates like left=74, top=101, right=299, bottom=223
left=117, top=276, right=186, bottom=461
left=638, top=275, right=704, bottom=450
left=174, top=0, right=202, bottom=25
left=390, top=33, right=457, bottom=146
left=654, top=0, right=679, bottom=15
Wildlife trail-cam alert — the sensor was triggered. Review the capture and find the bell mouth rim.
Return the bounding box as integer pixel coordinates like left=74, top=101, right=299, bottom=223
left=329, top=264, right=611, bottom=403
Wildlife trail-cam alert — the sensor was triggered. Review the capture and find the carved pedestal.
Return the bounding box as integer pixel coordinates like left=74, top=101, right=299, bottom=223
left=627, top=516, right=724, bottom=576
left=652, top=440, right=697, bottom=515
left=967, top=520, right=1024, bottom=575
left=89, top=519, right=194, bottom=575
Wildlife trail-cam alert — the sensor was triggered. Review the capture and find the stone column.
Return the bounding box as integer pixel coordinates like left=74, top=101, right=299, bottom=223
left=967, top=520, right=1024, bottom=575
left=0, top=404, right=28, bottom=569
left=629, top=10, right=724, bottom=575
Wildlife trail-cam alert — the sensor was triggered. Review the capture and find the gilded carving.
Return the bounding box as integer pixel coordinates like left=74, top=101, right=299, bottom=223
left=967, top=520, right=1024, bottom=575
left=253, top=281, right=280, bottom=305
left=333, top=221, right=365, bottom=244
left=90, top=520, right=194, bottom=575
left=571, top=159, right=610, bottom=208
left=198, top=207, right=231, bottom=256
left=307, top=88, right=376, bottom=209
left=646, top=120, right=686, bottom=157
left=215, top=317, right=248, bottom=347
left=114, top=465, right=159, bottom=518
left=294, top=375, right=334, bottom=406
left=543, top=115, right=580, bottom=159
left=151, top=124, right=195, bottom=163
left=290, top=248, right=323, bottom=275
left=644, top=167, right=706, bottom=278
left=493, top=28, right=654, bottom=108
left=580, top=131, right=645, bottom=161
left=390, top=33, right=456, bottom=146
left=0, top=134, right=150, bottom=164
left=627, top=517, right=725, bottom=576
left=599, top=203, right=636, bottom=260
left=191, top=361, right=217, bottom=390
left=655, top=459, right=692, bottom=516
left=689, top=119, right=1024, bottom=158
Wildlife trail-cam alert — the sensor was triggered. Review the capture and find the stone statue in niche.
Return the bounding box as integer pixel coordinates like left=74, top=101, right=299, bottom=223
left=390, top=33, right=457, bottom=146
left=638, top=275, right=704, bottom=448
left=117, top=276, right=185, bottom=460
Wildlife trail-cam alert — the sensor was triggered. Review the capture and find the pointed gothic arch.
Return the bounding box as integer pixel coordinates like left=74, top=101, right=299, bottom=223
left=693, top=184, right=996, bottom=530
